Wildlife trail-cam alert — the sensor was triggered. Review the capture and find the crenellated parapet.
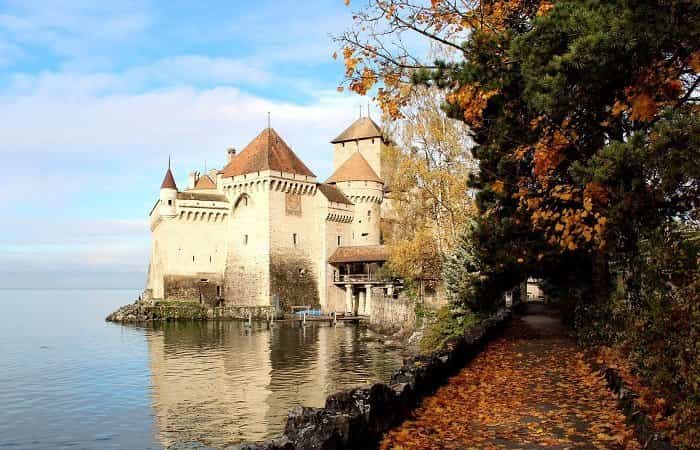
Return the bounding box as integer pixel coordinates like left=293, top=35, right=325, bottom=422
left=221, top=171, right=318, bottom=197
left=176, top=210, right=229, bottom=223
left=326, top=212, right=353, bottom=223
left=346, top=194, right=382, bottom=204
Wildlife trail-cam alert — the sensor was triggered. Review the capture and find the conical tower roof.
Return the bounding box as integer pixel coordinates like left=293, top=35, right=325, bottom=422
left=221, top=128, right=315, bottom=178
left=326, top=151, right=382, bottom=184
left=193, top=175, right=216, bottom=190
left=161, top=167, right=177, bottom=190
left=331, top=117, right=383, bottom=143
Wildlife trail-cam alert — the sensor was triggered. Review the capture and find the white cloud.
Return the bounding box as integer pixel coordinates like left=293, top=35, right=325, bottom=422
left=0, top=1, right=150, bottom=58
left=0, top=72, right=365, bottom=179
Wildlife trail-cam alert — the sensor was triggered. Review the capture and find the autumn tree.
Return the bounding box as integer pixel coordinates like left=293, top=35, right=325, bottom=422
left=382, top=87, right=477, bottom=282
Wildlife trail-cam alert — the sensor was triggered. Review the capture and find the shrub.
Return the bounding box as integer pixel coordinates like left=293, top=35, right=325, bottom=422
left=420, top=306, right=478, bottom=353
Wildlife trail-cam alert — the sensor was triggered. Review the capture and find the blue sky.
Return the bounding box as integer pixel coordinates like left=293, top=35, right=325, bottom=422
left=0, top=0, right=376, bottom=288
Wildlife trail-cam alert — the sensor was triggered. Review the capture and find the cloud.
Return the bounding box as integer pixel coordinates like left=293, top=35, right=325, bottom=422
left=0, top=72, right=363, bottom=178
left=2, top=55, right=272, bottom=98
left=0, top=1, right=150, bottom=58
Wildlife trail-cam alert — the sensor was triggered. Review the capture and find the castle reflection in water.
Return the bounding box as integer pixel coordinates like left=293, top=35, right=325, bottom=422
left=145, top=321, right=404, bottom=448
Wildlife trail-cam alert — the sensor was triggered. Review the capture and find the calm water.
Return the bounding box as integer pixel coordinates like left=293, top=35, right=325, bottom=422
left=0, top=290, right=405, bottom=449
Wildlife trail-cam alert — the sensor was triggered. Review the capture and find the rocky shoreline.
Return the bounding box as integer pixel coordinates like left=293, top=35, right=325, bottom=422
left=226, top=308, right=513, bottom=450
left=105, top=299, right=276, bottom=323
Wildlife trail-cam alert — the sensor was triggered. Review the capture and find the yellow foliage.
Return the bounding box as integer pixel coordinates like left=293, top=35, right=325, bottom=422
left=384, top=88, right=477, bottom=280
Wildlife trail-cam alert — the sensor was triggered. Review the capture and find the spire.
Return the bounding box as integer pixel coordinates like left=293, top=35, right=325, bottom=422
left=161, top=162, right=177, bottom=190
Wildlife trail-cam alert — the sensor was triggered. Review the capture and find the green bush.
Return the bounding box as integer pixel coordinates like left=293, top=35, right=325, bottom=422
left=420, top=306, right=478, bottom=353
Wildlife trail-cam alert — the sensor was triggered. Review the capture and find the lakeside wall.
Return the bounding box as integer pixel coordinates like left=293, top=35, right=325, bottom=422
left=368, top=288, right=416, bottom=332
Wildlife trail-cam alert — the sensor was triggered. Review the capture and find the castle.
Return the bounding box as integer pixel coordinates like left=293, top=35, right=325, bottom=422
left=145, top=116, right=393, bottom=315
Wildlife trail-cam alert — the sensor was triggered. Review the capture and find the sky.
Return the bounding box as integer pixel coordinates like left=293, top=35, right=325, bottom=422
left=0, top=0, right=377, bottom=289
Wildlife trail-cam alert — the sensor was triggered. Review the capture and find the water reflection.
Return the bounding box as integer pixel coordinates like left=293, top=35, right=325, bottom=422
left=146, top=321, right=404, bottom=448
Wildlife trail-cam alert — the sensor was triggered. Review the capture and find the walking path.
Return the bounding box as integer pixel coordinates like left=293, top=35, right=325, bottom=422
left=380, top=304, right=641, bottom=449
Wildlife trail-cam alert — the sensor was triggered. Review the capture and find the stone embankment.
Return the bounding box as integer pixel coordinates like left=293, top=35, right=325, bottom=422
left=227, top=308, right=513, bottom=450
left=105, top=300, right=275, bottom=323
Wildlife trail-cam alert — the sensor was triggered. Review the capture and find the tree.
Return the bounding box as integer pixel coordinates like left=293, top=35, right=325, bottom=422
left=338, top=0, right=699, bottom=299
left=382, top=87, right=477, bottom=282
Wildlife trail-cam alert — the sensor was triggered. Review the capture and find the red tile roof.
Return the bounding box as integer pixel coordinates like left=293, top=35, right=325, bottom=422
left=161, top=168, right=177, bottom=190
left=317, top=183, right=353, bottom=205
left=193, top=175, right=216, bottom=190
left=331, top=117, right=384, bottom=143
left=329, top=245, right=389, bottom=264
left=326, top=152, right=382, bottom=184
left=221, top=128, right=315, bottom=178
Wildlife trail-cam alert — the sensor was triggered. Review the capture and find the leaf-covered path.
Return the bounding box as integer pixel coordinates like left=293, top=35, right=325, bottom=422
left=380, top=304, right=641, bottom=449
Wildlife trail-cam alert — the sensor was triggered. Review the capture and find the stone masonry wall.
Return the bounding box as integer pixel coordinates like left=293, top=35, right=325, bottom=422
left=270, top=253, right=320, bottom=312
left=163, top=273, right=223, bottom=306
left=369, top=288, right=416, bottom=332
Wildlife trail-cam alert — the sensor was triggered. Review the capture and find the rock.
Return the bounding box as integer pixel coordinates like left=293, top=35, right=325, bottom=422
left=284, top=406, right=359, bottom=450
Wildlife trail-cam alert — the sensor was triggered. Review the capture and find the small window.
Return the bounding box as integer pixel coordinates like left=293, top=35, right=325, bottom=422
left=337, top=236, right=341, bottom=246
left=352, top=232, right=355, bottom=240
left=216, top=286, right=221, bottom=297
left=209, top=256, right=212, bottom=263
left=293, top=233, right=298, bottom=247
left=244, top=235, right=249, bottom=245
left=361, top=233, right=369, bottom=238
left=168, top=200, right=173, bottom=206
left=192, top=256, right=195, bottom=262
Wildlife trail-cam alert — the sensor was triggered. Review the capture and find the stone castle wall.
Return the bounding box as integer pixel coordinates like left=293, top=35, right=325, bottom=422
left=369, top=288, right=416, bottom=332
left=163, top=273, right=223, bottom=306
left=224, top=189, right=271, bottom=306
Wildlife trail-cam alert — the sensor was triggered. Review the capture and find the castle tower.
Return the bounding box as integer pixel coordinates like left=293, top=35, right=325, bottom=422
left=159, top=164, right=178, bottom=217
left=331, top=116, right=387, bottom=180
left=326, top=151, right=383, bottom=246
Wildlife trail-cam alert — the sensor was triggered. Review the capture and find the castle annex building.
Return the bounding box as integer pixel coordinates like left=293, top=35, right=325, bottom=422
left=145, top=117, right=392, bottom=315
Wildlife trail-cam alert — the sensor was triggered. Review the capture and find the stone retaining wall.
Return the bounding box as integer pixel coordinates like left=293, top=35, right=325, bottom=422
left=591, top=361, right=676, bottom=450
left=229, top=308, right=513, bottom=450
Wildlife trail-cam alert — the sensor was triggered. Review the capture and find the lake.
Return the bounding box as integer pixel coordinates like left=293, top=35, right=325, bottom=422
left=0, top=290, right=406, bottom=449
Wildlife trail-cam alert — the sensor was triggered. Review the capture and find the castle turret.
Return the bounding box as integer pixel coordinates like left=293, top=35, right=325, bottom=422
left=331, top=116, right=387, bottom=180
left=159, top=165, right=178, bottom=217
left=327, top=151, right=383, bottom=245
